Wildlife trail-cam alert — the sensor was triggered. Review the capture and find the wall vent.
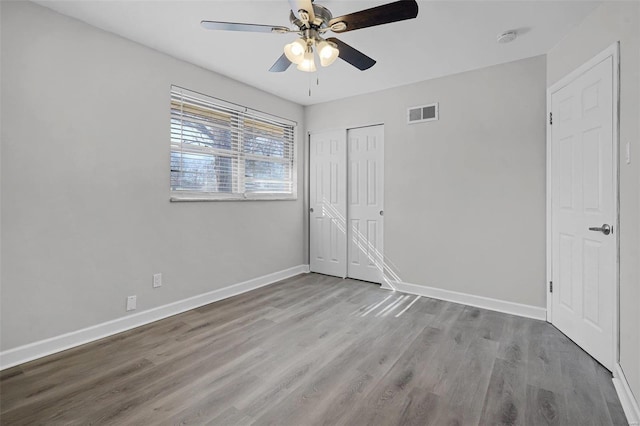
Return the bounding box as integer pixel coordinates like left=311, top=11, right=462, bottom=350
left=407, top=103, right=438, bottom=124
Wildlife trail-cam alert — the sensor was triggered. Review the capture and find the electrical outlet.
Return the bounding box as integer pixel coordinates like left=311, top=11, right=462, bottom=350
left=126, top=295, right=137, bottom=311
left=153, top=273, right=162, bottom=288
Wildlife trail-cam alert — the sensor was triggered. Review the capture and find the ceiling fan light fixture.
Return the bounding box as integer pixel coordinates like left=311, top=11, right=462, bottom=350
left=317, top=40, right=339, bottom=67
left=297, top=50, right=317, bottom=72
left=284, top=38, right=306, bottom=64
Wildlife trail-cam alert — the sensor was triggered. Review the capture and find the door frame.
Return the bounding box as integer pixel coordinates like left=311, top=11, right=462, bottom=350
left=307, top=122, right=385, bottom=283
left=546, top=42, right=620, bottom=365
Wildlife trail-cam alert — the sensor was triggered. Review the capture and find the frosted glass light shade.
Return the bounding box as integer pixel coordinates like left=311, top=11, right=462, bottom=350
left=317, top=40, right=339, bottom=67
left=296, top=51, right=316, bottom=72
left=284, top=39, right=306, bottom=64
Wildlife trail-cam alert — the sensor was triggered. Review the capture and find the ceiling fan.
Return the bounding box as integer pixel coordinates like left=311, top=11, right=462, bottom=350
left=201, top=0, right=419, bottom=73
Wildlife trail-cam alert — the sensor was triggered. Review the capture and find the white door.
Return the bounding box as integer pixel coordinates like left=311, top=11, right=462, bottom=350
left=309, top=130, right=347, bottom=277
left=347, top=126, right=384, bottom=283
left=550, top=54, right=616, bottom=370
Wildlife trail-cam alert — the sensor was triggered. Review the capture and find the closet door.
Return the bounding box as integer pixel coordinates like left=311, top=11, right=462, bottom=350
left=309, top=130, right=347, bottom=277
left=347, top=125, right=384, bottom=284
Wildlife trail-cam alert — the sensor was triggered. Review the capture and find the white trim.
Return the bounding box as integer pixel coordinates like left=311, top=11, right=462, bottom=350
left=612, top=42, right=621, bottom=368
left=549, top=43, right=619, bottom=92
left=308, top=122, right=385, bottom=136
left=545, top=84, right=553, bottom=322
left=546, top=42, right=620, bottom=367
left=380, top=279, right=395, bottom=291
left=391, top=280, right=546, bottom=321
left=170, top=195, right=297, bottom=202
left=0, top=265, right=310, bottom=371
left=613, top=363, right=640, bottom=425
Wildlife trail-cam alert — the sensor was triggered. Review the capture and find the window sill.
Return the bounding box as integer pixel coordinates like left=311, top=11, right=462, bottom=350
left=170, top=195, right=297, bottom=202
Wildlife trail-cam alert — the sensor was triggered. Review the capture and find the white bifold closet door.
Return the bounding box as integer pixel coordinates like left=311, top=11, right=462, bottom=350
left=347, top=126, right=384, bottom=283
left=309, top=129, right=348, bottom=278
left=309, top=125, right=384, bottom=284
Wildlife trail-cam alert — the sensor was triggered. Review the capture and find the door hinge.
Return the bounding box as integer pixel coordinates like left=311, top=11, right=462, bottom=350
left=549, top=281, right=553, bottom=293
left=549, top=112, right=553, bottom=125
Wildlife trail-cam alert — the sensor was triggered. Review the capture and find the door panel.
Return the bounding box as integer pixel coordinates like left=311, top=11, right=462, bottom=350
left=309, top=130, right=347, bottom=277
left=551, top=56, right=614, bottom=370
left=347, top=125, right=384, bottom=283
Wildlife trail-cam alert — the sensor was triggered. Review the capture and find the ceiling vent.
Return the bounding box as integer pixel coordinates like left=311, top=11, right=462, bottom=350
left=407, top=103, right=438, bottom=124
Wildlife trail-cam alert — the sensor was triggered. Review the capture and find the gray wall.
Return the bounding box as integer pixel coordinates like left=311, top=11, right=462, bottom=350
left=0, top=1, right=305, bottom=351
left=548, top=0, right=640, bottom=404
left=305, top=55, right=547, bottom=308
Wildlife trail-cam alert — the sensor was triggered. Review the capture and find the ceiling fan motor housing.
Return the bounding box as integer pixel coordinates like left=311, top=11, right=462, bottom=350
left=290, top=4, right=333, bottom=30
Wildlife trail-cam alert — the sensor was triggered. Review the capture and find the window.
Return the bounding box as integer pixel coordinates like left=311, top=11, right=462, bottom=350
left=170, top=86, right=296, bottom=200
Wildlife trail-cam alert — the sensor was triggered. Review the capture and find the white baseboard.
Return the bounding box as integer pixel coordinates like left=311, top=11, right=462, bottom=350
left=391, top=280, right=547, bottom=321
left=0, top=264, right=310, bottom=371
left=380, top=277, right=396, bottom=291
left=613, top=363, right=640, bottom=425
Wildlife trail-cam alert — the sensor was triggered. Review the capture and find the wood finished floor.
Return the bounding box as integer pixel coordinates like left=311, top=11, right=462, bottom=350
left=0, top=273, right=627, bottom=425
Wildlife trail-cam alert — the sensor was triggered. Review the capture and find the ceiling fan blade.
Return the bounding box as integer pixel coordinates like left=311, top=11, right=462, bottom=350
left=288, top=0, right=315, bottom=24
left=329, top=0, right=418, bottom=33
left=326, top=37, right=376, bottom=71
left=269, top=54, right=293, bottom=72
left=201, top=21, right=290, bottom=34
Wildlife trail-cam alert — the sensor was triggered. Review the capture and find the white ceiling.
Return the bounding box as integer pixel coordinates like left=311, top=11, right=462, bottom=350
left=35, top=0, right=600, bottom=106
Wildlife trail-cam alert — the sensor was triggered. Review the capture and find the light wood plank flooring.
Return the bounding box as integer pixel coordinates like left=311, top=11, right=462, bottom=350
left=0, top=273, right=627, bottom=425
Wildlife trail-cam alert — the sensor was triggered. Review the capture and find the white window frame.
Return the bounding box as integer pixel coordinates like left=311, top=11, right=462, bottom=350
left=170, top=85, right=297, bottom=201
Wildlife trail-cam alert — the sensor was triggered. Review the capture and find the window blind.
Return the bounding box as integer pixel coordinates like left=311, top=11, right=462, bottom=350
left=170, top=86, right=296, bottom=200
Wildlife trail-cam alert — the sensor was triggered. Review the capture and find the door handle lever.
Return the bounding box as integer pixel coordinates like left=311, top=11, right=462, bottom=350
left=588, top=224, right=612, bottom=235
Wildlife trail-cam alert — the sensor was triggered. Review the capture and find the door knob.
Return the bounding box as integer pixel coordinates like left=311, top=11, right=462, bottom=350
left=309, top=207, right=314, bottom=213
left=588, top=224, right=612, bottom=235
left=379, top=210, right=384, bottom=216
